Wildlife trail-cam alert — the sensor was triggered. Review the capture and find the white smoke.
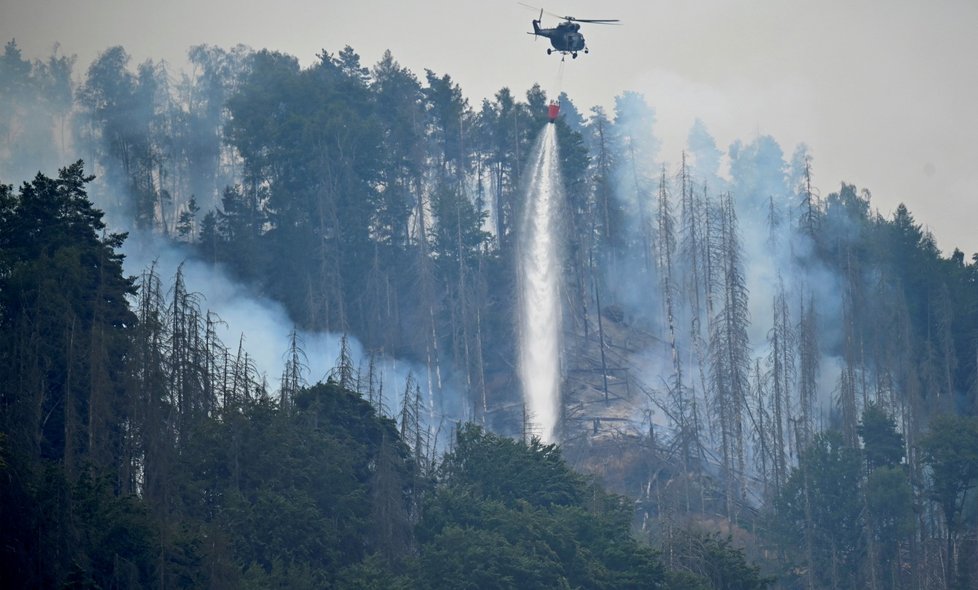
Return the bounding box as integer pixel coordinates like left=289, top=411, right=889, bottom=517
left=121, top=230, right=440, bottom=422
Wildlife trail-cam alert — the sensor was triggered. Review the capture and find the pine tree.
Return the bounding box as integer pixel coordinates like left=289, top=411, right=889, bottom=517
left=920, top=415, right=978, bottom=589
left=612, top=92, right=657, bottom=276
left=0, top=163, right=142, bottom=587
left=0, top=162, right=136, bottom=475
left=587, top=106, right=624, bottom=256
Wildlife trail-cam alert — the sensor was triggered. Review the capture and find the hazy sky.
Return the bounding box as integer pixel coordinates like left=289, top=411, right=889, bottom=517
left=3, top=0, right=977, bottom=254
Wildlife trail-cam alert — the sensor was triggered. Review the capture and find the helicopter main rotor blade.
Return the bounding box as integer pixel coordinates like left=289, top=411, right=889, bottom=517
left=517, top=2, right=564, bottom=20
left=563, top=16, right=621, bottom=24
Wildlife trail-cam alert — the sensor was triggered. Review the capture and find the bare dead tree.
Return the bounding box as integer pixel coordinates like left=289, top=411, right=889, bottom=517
left=279, top=328, right=307, bottom=414
left=708, top=192, right=751, bottom=520
left=797, top=294, right=818, bottom=447
left=767, top=275, right=796, bottom=494
left=797, top=153, right=820, bottom=238
left=657, top=165, right=699, bottom=478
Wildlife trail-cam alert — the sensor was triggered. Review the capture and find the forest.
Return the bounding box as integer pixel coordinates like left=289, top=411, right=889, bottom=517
left=2, top=38, right=978, bottom=589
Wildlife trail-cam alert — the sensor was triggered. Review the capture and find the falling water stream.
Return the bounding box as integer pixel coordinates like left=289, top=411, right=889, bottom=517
left=518, top=125, right=563, bottom=442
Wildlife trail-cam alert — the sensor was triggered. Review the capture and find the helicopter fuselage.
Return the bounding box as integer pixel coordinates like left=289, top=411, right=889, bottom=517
left=532, top=20, right=586, bottom=53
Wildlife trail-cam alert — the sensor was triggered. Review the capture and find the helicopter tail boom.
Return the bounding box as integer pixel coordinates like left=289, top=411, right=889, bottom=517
left=532, top=9, right=543, bottom=35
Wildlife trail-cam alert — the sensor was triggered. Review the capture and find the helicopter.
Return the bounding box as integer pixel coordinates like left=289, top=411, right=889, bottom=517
left=524, top=5, right=619, bottom=59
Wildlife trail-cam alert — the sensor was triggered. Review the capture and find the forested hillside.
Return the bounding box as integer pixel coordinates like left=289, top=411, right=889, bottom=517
left=0, top=167, right=765, bottom=587
left=2, top=38, right=978, bottom=588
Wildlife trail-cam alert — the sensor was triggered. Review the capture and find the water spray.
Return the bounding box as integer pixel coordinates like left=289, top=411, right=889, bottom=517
left=518, top=125, right=564, bottom=442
